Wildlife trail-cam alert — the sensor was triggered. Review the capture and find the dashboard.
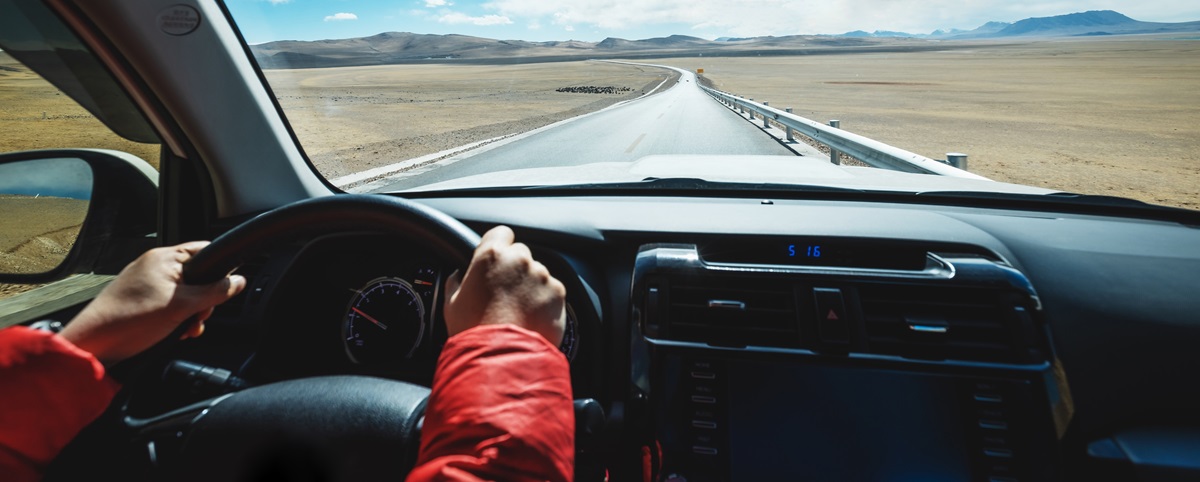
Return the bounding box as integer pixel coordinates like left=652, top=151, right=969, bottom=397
left=164, top=194, right=1200, bottom=481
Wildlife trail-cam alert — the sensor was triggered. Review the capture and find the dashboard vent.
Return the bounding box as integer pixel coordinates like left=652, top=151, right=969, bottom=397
left=858, top=284, right=1035, bottom=363
left=664, top=280, right=799, bottom=348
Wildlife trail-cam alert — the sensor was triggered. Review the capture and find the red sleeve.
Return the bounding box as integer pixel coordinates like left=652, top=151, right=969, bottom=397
left=0, top=327, right=120, bottom=482
left=406, top=324, right=574, bottom=482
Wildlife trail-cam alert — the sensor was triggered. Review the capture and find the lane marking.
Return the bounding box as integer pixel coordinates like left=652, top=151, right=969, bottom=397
left=625, top=133, right=647, bottom=153
left=342, top=61, right=684, bottom=191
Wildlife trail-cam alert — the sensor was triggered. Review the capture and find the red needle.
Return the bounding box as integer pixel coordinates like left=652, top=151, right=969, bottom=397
left=352, top=307, right=388, bottom=330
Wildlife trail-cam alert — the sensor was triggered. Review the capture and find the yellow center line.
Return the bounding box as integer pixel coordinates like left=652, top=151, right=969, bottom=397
left=625, top=133, right=647, bottom=153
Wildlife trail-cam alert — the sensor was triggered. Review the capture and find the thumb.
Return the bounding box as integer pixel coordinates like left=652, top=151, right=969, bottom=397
left=195, top=274, right=247, bottom=306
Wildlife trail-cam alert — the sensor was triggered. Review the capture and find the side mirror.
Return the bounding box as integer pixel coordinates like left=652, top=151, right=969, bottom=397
left=0, top=149, right=157, bottom=283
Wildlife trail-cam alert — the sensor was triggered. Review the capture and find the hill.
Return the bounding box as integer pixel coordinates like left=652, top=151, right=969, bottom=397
left=249, top=10, right=1200, bottom=69
left=250, top=32, right=917, bottom=69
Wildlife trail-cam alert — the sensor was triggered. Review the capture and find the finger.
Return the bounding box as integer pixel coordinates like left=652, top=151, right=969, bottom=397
left=221, top=274, right=248, bottom=300
left=181, top=320, right=206, bottom=340
left=548, top=276, right=567, bottom=299
left=194, top=274, right=247, bottom=307
left=509, top=242, right=533, bottom=262
left=478, top=225, right=515, bottom=251
left=175, top=240, right=213, bottom=257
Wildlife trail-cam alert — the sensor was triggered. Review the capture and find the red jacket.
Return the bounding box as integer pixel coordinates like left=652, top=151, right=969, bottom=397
left=0, top=324, right=574, bottom=482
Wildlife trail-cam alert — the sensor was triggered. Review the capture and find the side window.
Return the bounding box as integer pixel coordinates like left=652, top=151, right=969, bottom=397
left=0, top=51, right=160, bottom=166
left=0, top=36, right=160, bottom=303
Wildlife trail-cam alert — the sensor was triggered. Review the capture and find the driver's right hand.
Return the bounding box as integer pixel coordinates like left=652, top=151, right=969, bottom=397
left=442, top=226, right=567, bottom=346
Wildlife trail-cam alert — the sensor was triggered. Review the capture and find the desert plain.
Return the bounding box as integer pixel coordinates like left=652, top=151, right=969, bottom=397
left=2, top=37, right=1198, bottom=300
left=264, top=61, right=673, bottom=179
left=660, top=37, right=1200, bottom=208
left=261, top=36, right=1200, bottom=208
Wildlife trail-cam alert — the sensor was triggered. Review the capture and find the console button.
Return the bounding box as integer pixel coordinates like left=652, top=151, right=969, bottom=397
left=813, top=288, right=850, bottom=343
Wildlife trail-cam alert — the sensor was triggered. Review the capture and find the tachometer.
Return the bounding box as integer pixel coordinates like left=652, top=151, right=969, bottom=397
left=343, top=277, right=426, bottom=364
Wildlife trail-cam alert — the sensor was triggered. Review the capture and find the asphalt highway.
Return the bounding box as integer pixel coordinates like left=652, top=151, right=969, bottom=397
left=381, top=67, right=794, bottom=191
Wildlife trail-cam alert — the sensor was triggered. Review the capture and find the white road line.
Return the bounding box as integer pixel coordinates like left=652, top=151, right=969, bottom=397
left=338, top=61, right=682, bottom=190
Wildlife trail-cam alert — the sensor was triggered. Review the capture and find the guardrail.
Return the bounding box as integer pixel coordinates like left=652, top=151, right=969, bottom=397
left=699, top=85, right=989, bottom=180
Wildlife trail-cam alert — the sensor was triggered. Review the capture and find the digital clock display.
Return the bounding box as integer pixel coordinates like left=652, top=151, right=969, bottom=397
left=701, top=239, right=927, bottom=271
left=788, top=244, right=823, bottom=258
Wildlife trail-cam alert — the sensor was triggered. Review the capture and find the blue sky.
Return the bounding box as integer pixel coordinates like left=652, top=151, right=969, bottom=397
left=226, top=0, right=1200, bottom=44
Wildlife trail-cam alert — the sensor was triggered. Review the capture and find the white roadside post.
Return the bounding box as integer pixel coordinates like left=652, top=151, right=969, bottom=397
left=828, top=120, right=842, bottom=165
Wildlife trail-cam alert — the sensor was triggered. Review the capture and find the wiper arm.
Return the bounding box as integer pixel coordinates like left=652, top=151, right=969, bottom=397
left=916, top=190, right=1200, bottom=225
left=526, top=177, right=866, bottom=193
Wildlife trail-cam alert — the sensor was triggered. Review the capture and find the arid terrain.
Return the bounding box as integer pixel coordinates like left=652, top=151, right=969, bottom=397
left=2, top=37, right=1198, bottom=301
left=0, top=195, right=86, bottom=299
left=265, top=61, right=671, bottom=179
left=659, top=37, right=1200, bottom=209
left=0, top=53, right=161, bottom=168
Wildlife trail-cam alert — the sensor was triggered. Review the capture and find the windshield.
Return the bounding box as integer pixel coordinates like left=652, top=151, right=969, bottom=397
left=225, top=1, right=1199, bottom=210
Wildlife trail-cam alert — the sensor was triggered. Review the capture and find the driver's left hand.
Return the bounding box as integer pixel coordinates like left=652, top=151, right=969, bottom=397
left=60, top=241, right=246, bottom=364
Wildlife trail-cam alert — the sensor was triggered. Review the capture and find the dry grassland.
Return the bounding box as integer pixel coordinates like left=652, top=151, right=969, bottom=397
left=0, top=195, right=86, bottom=299
left=0, top=195, right=85, bottom=272
left=0, top=53, right=161, bottom=168
left=265, top=61, right=670, bottom=179
left=659, top=37, right=1200, bottom=209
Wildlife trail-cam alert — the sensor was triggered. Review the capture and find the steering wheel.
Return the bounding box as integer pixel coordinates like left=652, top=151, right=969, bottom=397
left=80, top=195, right=481, bottom=482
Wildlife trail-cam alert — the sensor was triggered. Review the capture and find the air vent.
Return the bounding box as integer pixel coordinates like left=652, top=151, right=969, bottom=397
left=663, top=280, right=800, bottom=348
left=858, top=284, right=1038, bottom=363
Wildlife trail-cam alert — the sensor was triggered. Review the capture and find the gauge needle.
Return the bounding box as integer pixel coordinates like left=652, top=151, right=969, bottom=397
left=352, top=307, right=388, bottom=330
left=414, top=279, right=433, bottom=286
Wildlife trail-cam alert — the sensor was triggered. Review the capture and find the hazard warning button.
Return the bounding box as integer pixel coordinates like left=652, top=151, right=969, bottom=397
left=813, top=287, right=850, bottom=344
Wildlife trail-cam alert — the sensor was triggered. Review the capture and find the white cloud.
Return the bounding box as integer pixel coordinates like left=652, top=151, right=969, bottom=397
left=425, top=0, right=452, bottom=7
left=481, top=0, right=1200, bottom=37
left=267, top=0, right=290, bottom=4
left=438, top=12, right=514, bottom=26
left=323, top=12, right=358, bottom=22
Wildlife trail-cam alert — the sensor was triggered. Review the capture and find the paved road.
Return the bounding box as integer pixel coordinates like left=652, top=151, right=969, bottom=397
left=382, top=66, right=793, bottom=190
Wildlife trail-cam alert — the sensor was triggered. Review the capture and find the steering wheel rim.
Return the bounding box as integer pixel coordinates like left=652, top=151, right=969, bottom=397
left=92, top=195, right=482, bottom=481
left=183, top=194, right=482, bottom=285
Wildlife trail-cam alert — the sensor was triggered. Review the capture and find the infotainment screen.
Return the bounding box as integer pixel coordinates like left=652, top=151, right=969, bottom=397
left=724, top=360, right=971, bottom=481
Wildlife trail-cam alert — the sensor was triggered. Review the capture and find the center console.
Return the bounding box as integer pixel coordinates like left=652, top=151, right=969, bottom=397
left=628, top=240, right=1072, bottom=481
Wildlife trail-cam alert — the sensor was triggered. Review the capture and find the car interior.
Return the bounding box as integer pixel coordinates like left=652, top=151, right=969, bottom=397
left=2, top=1, right=1199, bottom=481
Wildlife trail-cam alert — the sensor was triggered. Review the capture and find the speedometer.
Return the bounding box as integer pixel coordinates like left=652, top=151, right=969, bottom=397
left=343, top=277, right=426, bottom=364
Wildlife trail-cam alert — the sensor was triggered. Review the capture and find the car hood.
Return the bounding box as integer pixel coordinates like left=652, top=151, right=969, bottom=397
left=399, top=155, right=1058, bottom=195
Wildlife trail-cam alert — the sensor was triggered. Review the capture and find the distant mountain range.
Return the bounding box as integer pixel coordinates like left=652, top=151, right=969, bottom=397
left=839, top=10, right=1200, bottom=39
left=250, top=10, right=1200, bottom=69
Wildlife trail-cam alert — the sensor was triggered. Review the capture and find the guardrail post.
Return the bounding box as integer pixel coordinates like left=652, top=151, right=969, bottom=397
left=946, top=153, right=968, bottom=170
left=785, top=108, right=795, bottom=141
left=828, top=120, right=842, bottom=165
left=748, top=99, right=754, bottom=119
left=762, top=102, right=770, bottom=128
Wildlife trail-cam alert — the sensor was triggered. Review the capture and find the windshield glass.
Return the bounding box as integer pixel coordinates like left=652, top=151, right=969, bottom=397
left=225, top=1, right=1199, bottom=210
